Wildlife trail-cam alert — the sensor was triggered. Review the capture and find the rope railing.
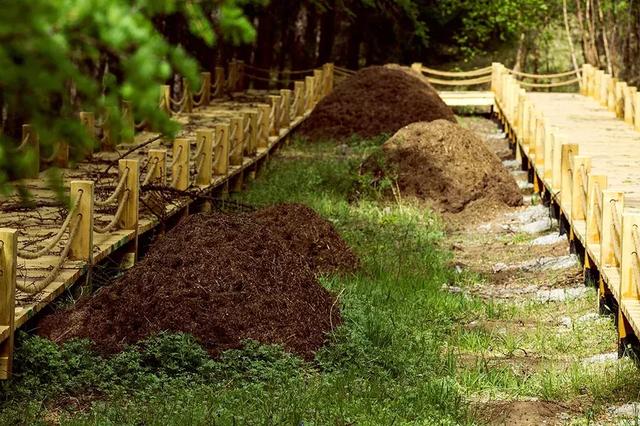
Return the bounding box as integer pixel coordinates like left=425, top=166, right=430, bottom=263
left=94, top=168, right=129, bottom=207
left=426, top=75, right=493, bottom=86
left=17, top=215, right=81, bottom=294
left=93, top=190, right=129, bottom=234
left=419, top=65, right=492, bottom=78
left=16, top=192, right=82, bottom=260
left=508, top=69, right=579, bottom=79
left=517, top=78, right=581, bottom=89
left=9, top=132, right=32, bottom=154
left=141, top=159, right=159, bottom=187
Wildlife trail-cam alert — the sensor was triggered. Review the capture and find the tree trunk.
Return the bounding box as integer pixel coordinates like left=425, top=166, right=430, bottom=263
left=317, top=0, right=336, bottom=66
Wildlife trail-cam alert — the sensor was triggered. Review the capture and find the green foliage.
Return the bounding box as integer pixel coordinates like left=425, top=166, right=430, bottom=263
left=0, top=0, right=258, bottom=196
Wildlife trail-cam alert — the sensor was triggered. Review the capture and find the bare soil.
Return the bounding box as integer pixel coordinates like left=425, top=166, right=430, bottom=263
left=37, top=205, right=355, bottom=359
left=360, top=120, right=523, bottom=214
left=299, top=66, right=455, bottom=141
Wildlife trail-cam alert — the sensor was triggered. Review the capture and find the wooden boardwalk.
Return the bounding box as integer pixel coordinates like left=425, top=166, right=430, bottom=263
left=0, top=62, right=333, bottom=378
left=492, top=63, right=640, bottom=355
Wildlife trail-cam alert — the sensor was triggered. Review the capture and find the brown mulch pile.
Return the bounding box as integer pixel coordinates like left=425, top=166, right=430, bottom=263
left=361, top=120, right=522, bottom=213
left=252, top=203, right=359, bottom=274
left=299, top=66, right=455, bottom=141
left=38, top=207, right=349, bottom=359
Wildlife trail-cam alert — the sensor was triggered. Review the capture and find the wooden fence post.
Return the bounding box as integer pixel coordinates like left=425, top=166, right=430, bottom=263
left=246, top=111, right=258, bottom=156
left=182, top=78, right=193, bottom=113
left=258, top=105, right=271, bottom=149
left=214, top=67, right=225, bottom=98
left=195, top=129, right=213, bottom=186
left=608, top=77, right=618, bottom=113
left=634, top=91, right=640, bottom=132
left=229, top=117, right=244, bottom=166
left=616, top=81, right=626, bottom=119
left=304, top=76, right=315, bottom=112
left=228, top=60, right=238, bottom=92
left=280, top=89, right=292, bottom=128
left=571, top=156, right=591, bottom=222
left=147, top=149, right=166, bottom=186
left=79, top=111, right=96, bottom=154
left=580, top=64, right=589, bottom=96
left=172, top=138, right=190, bottom=191
left=601, top=190, right=624, bottom=268
left=0, top=228, right=16, bottom=380
left=294, top=81, right=305, bottom=118
left=560, top=143, right=579, bottom=215
left=624, top=85, right=635, bottom=125
left=118, top=159, right=139, bottom=230
left=200, top=72, right=212, bottom=105
left=69, top=180, right=94, bottom=262
left=620, top=212, right=640, bottom=299
left=237, top=60, right=246, bottom=91
left=214, top=123, right=230, bottom=176
left=160, top=85, right=171, bottom=114
left=323, top=63, right=334, bottom=95
left=269, top=95, right=281, bottom=136
left=586, top=175, right=608, bottom=247
left=313, top=69, right=323, bottom=105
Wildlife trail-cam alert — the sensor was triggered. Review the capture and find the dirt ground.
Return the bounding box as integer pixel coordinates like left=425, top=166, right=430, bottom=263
left=452, top=116, right=629, bottom=425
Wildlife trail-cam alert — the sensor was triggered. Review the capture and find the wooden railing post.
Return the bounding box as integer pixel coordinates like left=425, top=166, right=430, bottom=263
left=247, top=111, right=258, bottom=156
left=608, top=77, right=618, bottom=113
left=258, top=105, right=271, bottom=149
left=195, top=129, right=213, bottom=186
left=624, top=85, right=635, bottom=125
left=313, top=69, right=323, bottom=105
left=580, top=64, right=589, bottom=96
left=172, top=138, right=190, bottom=191
left=200, top=72, right=212, bottom=105
left=634, top=91, right=640, bottom=132
left=214, top=123, right=229, bottom=176
left=601, top=190, right=624, bottom=268
left=304, top=76, right=315, bottom=112
left=323, top=63, right=334, bottom=95
left=228, top=60, right=238, bottom=92
left=182, top=78, right=193, bottom=113
left=79, top=111, right=96, bottom=154
left=616, top=81, right=626, bottom=119
left=160, top=85, right=171, bottom=114
left=280, top=89, right=292, bottom=128
left=294, top=81, right=305, bottom=118
left=69, top=180, right=94, bottom=262
left=621, top=212, right=640, bottom=299
left=571, top=156, right=591, bottom=222
left=269, top=95, right=281, bottom=136
left=0, top=228, right=17, bottom=379
left=586, top=175, right=608, bottom=247
left=214, top=67, right=225, bottom=98
left=560, top=143, right=579, bottom=215
left=147, top=149, right=167, bottom=186
left=118, top=159, right=139, bottom=230
left=229, top=117, right=244, bottom=166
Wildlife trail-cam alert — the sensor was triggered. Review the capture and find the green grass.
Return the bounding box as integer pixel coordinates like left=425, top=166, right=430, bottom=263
left=0, top=137, right=484, bottom=425
left=3, top=136, right=640, bottom=424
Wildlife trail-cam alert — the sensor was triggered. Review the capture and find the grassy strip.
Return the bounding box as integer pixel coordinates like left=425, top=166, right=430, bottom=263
left=0, top=138, right=482, bottom=425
